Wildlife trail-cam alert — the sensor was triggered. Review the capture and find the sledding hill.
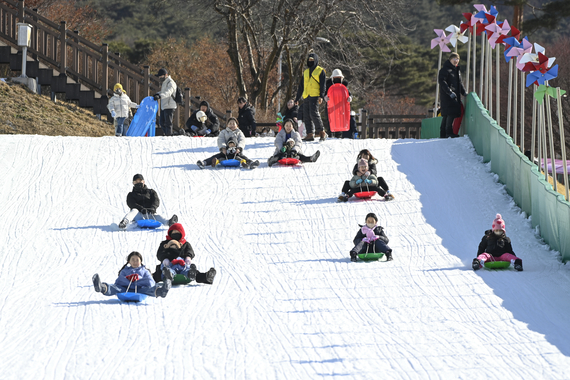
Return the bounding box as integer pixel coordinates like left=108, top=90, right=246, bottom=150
left=1, top=135, right=570, bottom=379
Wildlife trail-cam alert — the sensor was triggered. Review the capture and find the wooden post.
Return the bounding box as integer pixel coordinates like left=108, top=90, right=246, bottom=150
left=225, top=110, right=232, bottom=124
left=360, top=109, right=367, bottom=139
left=17, top=1, right=24, bottom=22
left=184, top=88, right=191, bottom=121
left=59, top=21, right=67, bottom=74
left=32, top=9, right=38, bottom=60
left=101, top=43, right=108, bottom=93
left=113, top=52, right=120, bottom=88
left=73, top=30, right=79, bottom=74
left=143, top=65, right=149, bottom=97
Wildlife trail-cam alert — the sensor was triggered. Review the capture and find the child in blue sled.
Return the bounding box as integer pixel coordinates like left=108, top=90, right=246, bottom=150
left=472, top=214, right=523, bottom=271
left=92, top=251, right=172, bottom=298
left=350, top=213, right=392, bottom=262
left=153, top=223, right=217, bottom=285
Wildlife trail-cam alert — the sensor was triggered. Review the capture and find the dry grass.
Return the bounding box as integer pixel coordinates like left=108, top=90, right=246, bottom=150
left=0, top=79, right=114, bottom=136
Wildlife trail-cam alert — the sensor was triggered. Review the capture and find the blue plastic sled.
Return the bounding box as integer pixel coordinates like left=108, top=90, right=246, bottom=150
left=219, top=159, right=241, bottom=167
left=126, top=97, right=158, bottom=137
left=136, top=219, right=162, bottom=229
left=117, top=292, right=148, bottom=302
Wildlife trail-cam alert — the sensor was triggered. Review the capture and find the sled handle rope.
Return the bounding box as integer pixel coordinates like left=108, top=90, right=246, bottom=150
left=124, top=277, right=139, bottom=294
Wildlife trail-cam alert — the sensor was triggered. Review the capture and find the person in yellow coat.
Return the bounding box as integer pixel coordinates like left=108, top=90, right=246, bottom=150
left=294, top=52, right=327, bottom=142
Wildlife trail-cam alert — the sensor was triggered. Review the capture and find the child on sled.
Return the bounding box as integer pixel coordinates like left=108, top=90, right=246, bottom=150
left=339, top=149, right=394, bottom=201
left=472, top=214, right=523, bottom=271
left=92, top=251, right=172, bottom=298
left=267, top=118, right=320, bottom=167
left=350, top=213, right=392, bottom=262
left=338, top=159, right=390, bottom=202
left=153, top=223, right=217, bottom=285
left=197, top=118, right=259, bottom=169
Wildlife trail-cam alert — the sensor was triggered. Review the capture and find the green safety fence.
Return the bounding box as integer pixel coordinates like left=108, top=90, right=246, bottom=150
left=463, top=93, right=570, bottom=262
left=420, top=117, right=442, bottom=139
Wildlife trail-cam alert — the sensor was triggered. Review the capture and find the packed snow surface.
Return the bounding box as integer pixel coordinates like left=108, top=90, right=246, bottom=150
left=1, top=135, right=570, bottom=379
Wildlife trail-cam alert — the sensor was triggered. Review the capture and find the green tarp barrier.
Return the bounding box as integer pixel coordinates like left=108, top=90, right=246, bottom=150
left=464, top=93, right=570, bottom=262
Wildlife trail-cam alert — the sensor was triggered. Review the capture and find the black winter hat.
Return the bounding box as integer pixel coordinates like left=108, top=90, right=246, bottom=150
left=365, top=213, right=378, bottom=222
left=133, top=174, right=144, bottom=182
left=199, top=100, right=210, bottom=109
left=156, top=68, right=168, bottom=77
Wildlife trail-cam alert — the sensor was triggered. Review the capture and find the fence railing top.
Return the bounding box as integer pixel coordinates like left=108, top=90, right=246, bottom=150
left=368, top=114, right=427, bottom=119
left=24, top=7, right=58, bottom=29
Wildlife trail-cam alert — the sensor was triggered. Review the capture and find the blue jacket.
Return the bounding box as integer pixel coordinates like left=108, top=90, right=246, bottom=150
left=115, top=265, right=156, bottom=288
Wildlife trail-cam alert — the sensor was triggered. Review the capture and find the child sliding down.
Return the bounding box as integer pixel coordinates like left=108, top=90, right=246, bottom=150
left=349, top=213, right=393, bottom=262
left=472, top=214, right=523, bottom=271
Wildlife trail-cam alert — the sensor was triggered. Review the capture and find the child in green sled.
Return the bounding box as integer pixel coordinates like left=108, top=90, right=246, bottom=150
left=350, top=213, right=392, bottom=262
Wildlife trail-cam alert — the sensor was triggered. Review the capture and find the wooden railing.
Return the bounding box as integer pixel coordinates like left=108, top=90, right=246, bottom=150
left=359, top=112, right=427, bottom=139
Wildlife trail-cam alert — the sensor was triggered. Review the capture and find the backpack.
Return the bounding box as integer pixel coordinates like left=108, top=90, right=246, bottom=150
left=172, top=86, right=184, bottom=105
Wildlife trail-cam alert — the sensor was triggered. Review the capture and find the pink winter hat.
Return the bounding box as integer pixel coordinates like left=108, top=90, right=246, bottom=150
left=492, top=214, right=506, bottom=231
left=358, top=158, right=368, bottom=169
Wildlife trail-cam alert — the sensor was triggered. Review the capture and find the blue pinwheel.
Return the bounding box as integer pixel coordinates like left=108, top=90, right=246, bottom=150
left=503, top=37, right=521, bottom=62
left=526, top=64, right=558, bottom=87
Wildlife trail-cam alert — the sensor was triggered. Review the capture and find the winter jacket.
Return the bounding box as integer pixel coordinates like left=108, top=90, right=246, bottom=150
left=342, top=115, right=357, bottom=138
left=325, top=78, right=351, bottom=97
left=185, top=102, right=220, bottom=136
left=349, top=172, right=378, bottom=189
left=107, top=93, right=137, bottom=118
left=157, top=76, right=177, bottom=110
left=115, top=265, right=155, bottom=288
left=126, top=185, right=160, bottom=213
left=352, top=158, right=378, bottom=176
left=274, top=128, right=303, bottom=155
left=157, top=239, right=195, bottom=261
left=477, top=230, right=515, bottom=257
left=237, top=103, right=257, bottom=134
left=282, top=105, right=299, bottom=120
left=353, top=225, right=389, bottom=246
left=218, top=127, right=246, bottom=150
left=295, top=53, right=327, bottom=101
left=438, top=59, right=466, bottom=117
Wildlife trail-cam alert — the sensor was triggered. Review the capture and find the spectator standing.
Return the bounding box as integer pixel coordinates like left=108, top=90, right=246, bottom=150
left=438, top=53, right=466, bottom=138
left=237, top=97, right=257, bottom=138
left=295, top=52, right=327, bottom=142
left=153, top=68, right=177, bottom=136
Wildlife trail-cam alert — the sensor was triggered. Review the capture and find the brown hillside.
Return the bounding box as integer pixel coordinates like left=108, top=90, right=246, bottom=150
left=0, top=79, right=114, bottom=136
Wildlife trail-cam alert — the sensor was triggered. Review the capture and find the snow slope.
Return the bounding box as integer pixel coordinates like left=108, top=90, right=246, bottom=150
left=1, top=135, right=570, bottom=379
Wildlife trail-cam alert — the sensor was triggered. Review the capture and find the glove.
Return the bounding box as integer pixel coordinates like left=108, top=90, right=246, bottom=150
left=172, top=258, right=185, bottom=267
left=237, top=147, right=243, bottom=153
left=191, top=125, right=198, bottom=132
left=111, top=111, right=116, bottom=118
left=205, top=129, right=211, bottom=134
left=348, top=96, right=352, bottom=103
left=153, top=93, right=161, bottom=100
left=140, top=208, right=152, bottom=215
left=185, top=258, right=192, bottom=268
left=324, top=95, right=329, bottom=102
left=126, top=274, right=140, bottom=282
left=162, top=259, right=171, bottom=267
left=281, top=146, right=287, bottom=153
left=365, top=179, right=372, bottom=184
left=362, top=237, right=370, bottom=244
left=133, top=104, right=139, bottom=109
left=356, top=178, right=363, bottom=185
left=228, top=147, right=236, bottom=154
left=449, top=92, right=456, bottom=99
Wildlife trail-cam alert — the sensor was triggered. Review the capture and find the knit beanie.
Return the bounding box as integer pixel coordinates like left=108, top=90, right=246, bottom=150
left=358, top=158, right=368, bottom=169
left=492, top=214, right=505, bottom=231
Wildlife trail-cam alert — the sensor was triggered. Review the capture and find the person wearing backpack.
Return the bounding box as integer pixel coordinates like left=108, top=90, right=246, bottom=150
left=153, top=68, right=178, bottom=136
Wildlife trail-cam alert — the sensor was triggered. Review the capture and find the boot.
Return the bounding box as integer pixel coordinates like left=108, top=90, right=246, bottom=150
left=514, top=258, right=523, bottom=271
left=337, top=193, right=349, bottom=202
left=186, top=264, right=197, bottom=282
left=249, top=160, right=260, bottom=169
left=211, top=158, right=219, bottom=168
left=156, top=278, right=171, bottom=298
left=472, top=258, right=482, bottom=270
left=206, top=268, right=217, bottom=284
left=168, top=214, right=178, bottom=227
left=310, top=150, right=321, bottom=162
left=197, top=160, right=205, bottom=169
left=385, top=250, right=393, bottom=261
left=119, top=218, right=129, bottom=229
left=268, top=155, right=280, bottom=167
left=162, top=266, right=174, bottom=282
left=319, top=131, right=327, bottom=142
left=240, top=159, right=249, bottom=169
left=92, top=274, right=103, bottom=293
left=350, top=251, right=358, bottom=262
left=303, top=133, right=314, bottom=142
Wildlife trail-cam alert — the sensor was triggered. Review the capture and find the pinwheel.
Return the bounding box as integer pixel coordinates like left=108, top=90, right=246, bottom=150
left=495, top=20, right=511, bottom=45
left=461, top=13, right=474, bottom=34
left=485, top=21, right=503, bottom=48
left=520, top=44, right=556, bottom=72
left=526, top=64, right=559, bottom=87
left=445, top=24, right=468, bottom=47
left=503, top=37, right=521, bottom=62
left=534, top=84, right=566, bottom=104
left=506, top=37, right=533, bottom=70
left=431, top=29, right=450, bottom=52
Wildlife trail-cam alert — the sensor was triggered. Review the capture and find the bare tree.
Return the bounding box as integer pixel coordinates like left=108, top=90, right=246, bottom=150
left=199, top=0, right=410, bottom=112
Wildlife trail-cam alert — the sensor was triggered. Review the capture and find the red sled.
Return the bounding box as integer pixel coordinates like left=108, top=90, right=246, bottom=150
left=327, top=84, right=350, bottom=132
left=354, top=191, right=377, bottom=199
left=278, top=158, right=301, bottom=166
left=452, top=103, right=465, bottom=135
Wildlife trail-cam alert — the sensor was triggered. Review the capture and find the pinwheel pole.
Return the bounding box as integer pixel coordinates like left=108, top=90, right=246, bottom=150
left=435, top=48, right=442, bottom=117
left=507, top=60, right=513, bottom=134
left=556, top=87, right=569, bottom=200
left=545, top=82, right=557, bottom=190
left=540, top=99, right=549, bottom=182
left=520, top=70, right=525, bottom=152
left=466, top=29, right=471, bottom=92
left=487, top=38, right=492, bottom=116
left=473, top=31, right=477, bottom=98
left=480, top=33, right=485, bottom=100
left=513, top=61, right=519, bottom=145
left=496, top=44, right=500, bottom=124
left=531, top=84, right=537, bottom=161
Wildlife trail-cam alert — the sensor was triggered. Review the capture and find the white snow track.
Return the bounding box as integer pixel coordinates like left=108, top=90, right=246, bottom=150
left=1, top=135, right=570, bottom=379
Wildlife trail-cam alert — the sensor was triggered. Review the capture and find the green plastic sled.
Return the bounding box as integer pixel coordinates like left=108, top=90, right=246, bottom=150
left=357, top=252, right=385, bottom=261
left=484, top=261, right=511, bottom=269
left=173, top=274, right=192, bottom=285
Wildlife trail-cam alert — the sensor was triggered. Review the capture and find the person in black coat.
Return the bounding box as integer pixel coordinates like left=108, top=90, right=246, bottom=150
left=185, top=100, right=220, bottom=137
left=237, top=97, right=257, bottom=137
left=118, top=174, right=177, bottom=229
left=350, top=213, right=392, bottom=262
left=282, top=99, right=299, bottom=122
left=438, top=52, right=466, bottom=138
left=341, top=110, right=357, bottom=139
left=472, top=214, right=523, bottom=271
left=153, top=223, right=217, bottom=284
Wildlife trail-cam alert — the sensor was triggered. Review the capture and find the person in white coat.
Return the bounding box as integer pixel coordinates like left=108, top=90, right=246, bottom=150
left=107, top=83, right=138, bottom=136
left=196, top=118, right=259, bottom=169
left=267, top=118, right=320, bottom=167
left=152, top=68, right=177, bottom=136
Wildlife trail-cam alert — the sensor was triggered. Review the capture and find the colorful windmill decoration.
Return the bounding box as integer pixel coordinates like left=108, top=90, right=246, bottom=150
left=534, top=84, right=566, bottom=104
left=431, top=29, right=451, bottom=52
left=519, top=44, right=556, bottom=73
left=445, top=24, right=469, bottom=47
left=526, top=65, right=559, bottom=87
left=495, top=20, right=511, bottom=45
left=506, top=37, right=533, bottom=70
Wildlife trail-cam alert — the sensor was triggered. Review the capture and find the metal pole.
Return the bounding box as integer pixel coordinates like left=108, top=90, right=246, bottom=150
left=541, top=100, right=549, bottom=182
left=496, top=45, right=500, bottom=125
left=473, top=31, right=476, bottom=97
left=537, top=100, right=542, bottom=170
left=487, top=39, right=492, bottom=117
left=531, top=84, right=537, bottom=162
left=20, top=46, right=27, bottom=77
left=557, top=88, right=569, bottom=201
left=545, top=89, right=557, bottom=192
left=513, top=63, right=518, bottom=144
left=480, top=33, right=485, bottom=99
left=520, top=71, right=525, bottom=153
left=507, top=60, right=513, bottom=135
left=434, top=49, right=442, bottom=117
left=466, top=29, right=471, bottom=93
